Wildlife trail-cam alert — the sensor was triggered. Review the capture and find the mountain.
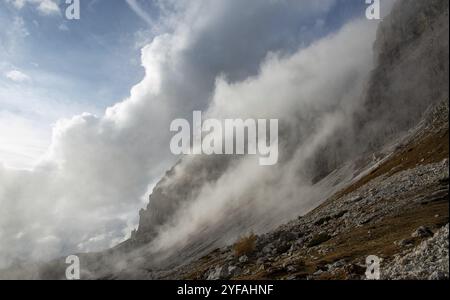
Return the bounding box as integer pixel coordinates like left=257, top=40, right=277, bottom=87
left=168, top=98, right=449, bottom=280
left=0, top=0, right=448, bottom=280
left=136, top=0, right=449, bottom=247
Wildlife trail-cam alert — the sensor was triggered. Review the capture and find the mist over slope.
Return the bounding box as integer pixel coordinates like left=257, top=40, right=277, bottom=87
left=0, top=0, right=356, bottom=268
left=135, top=19, right=379, bottom=252
left=132, top=0, right=448, bottom=265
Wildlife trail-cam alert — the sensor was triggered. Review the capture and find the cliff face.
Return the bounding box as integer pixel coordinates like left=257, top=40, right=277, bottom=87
left=355, top=0, right=449, bottom=150
left=134, top=0, right=449, bottom=248
left=135, top=156, right=232, bottom=243
left=153, top=0, right=450, bottom=278
left=314, top=0, right=449, bottom=182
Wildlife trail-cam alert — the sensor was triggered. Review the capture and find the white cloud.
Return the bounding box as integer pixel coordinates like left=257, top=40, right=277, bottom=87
left=0, top=111, right=50, bottom=170
left=150, top=18, right=379, bottom=256
left=5, top=69, right=31, bottom=82
left=36, top=0, right=59, bottom=15
left=5, top=0, right=60, bottom=15
left=0, top=67, right=101, bottom=169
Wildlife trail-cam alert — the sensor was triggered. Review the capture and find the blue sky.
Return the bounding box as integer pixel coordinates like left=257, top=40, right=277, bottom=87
left=0, top=0, right=155, bottom=168
left=1, top=0, right=152, bottom=106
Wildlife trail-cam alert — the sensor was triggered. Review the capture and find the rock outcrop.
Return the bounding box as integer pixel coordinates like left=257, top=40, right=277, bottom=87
left=355, top=0, right=449, bottom=151
left=384, top=224, right=449, bottom=280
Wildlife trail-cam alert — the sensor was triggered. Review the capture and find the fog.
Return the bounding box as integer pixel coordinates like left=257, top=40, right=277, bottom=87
left=146, top=18, right=379, bottom=258
left=0, top=0, right=397, bottom=269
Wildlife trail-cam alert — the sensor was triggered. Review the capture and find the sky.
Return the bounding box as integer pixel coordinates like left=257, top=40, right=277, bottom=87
left=0, top=0, right=152, bottom=169
left=0, top=0, right=376, bottom=170
left=0, top=0, right=396, bottom=268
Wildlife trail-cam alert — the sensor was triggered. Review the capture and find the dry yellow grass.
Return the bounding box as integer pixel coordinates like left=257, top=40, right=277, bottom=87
left=233, top=233, right=257, bottom=257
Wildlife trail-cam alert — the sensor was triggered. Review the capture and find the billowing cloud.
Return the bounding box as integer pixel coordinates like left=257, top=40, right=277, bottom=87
left=0, top=111, right=50, bottom=170
left=146, top=18, right=379, bottom=258
left=0, top=0, right=386, bottom=268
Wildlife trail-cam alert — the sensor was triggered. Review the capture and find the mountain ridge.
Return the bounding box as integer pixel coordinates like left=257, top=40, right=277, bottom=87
left=0, top=0, right=448, bottom=280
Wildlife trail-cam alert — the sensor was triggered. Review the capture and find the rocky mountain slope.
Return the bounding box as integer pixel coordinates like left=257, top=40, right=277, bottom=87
left=164, top=99, right=449, bottom=280
left=132, top=0, right=449, bottom=280
left=134, top=0, right=449, bottom=248
left=136, top=0, right=449, bottom=280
